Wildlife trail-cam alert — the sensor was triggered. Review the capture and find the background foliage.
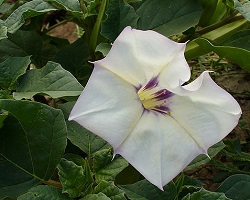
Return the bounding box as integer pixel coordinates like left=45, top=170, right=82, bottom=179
left=0, top=0, right=250, bottom=199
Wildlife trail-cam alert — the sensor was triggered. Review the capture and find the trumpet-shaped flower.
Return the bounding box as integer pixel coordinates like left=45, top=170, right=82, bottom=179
left=69, top=27, right=241, bottom=190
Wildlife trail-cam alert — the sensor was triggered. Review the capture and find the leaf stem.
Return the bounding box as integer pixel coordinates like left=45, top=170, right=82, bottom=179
left=89, top=0, right=107, bottom=60
left=179, top=13, right=244, bottom=43
left=42, top=179, right=62, bottom=189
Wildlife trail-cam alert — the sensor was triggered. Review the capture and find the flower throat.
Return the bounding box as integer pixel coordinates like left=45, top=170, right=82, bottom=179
left=137, top=77, right=173, bottom=114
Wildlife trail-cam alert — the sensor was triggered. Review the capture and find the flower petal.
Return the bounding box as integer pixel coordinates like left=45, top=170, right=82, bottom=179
left=115, top=111, right=205, bottom=190
left=168, top=72, right=241, bottom=150
left=96, top=26, right=189, bottom=88
left=158, top=46, right=191, bottom=89
left=69, top=65, right=143, bottom=149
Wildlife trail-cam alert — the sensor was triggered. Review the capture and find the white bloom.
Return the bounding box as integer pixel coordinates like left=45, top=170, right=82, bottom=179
left=69, top=27, right=241, bottom=190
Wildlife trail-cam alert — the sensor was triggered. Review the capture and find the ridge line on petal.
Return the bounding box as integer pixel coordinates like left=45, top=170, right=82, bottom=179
left=169, top=114, right=208, bottom=154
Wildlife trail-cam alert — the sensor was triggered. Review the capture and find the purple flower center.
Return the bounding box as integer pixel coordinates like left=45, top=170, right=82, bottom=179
left=138, top=77, right=173, bottom=114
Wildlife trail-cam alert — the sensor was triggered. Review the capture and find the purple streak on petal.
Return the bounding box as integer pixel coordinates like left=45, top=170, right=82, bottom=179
left=154, top=89, right=174, bottom=101
left=143, top=76, right=158, bottom=90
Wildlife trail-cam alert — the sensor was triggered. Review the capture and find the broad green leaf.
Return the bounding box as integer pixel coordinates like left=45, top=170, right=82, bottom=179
left=198, top=0, right=228, bottom=27
left=0, top=0, right=4, bottom=5
left=58, top=102, right=110, bottom=155
left=101, top=0, right=139, bottom=41
left=217, top=174, right=250, bottom=200
left=0, top=56, right=31, bottom=90
left=120, top=179, right=177, bottom=200
left=234, top=0, right=250, bottom=22
left=5, top=0, right=56, bottom=33
left=57, top=158, right=92, bottom=198
left=82, top=193, right=110, bottom=200
left=0, top=100, right=67, bottom=197
left=13, top=62, right=83, bottom=100
left=96, top=43, right=111, bottom=56
left=181, top=188, right=229, bottom=200
left=17, top=185, right=71, bottom=200
left=137, top=0, right=203, bottom=36
left=93, top=149, right=128, bottom=183
left=0, top=30, right=58, bottom=67
left=0, top=20, right=7, bottom=40
left=185, top=141, right=225, bottom=171
left=222, top=29, right=250, bottom=51
left=185, top=18, right=249, bottom=60
left=198, top=0, right=218, bottom=27
left=194, top=37, right=250, bottom=72
left=0, top=113, right=7, bottom=128
left=94, top=181, right=126, bottom=200
left=46, top=0, right=82, bottom=17
left=53, top=38, right=90, bottom=79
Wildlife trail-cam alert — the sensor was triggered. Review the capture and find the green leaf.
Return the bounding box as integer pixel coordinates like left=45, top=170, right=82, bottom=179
left=0, top=20, right=7, bottom=40
left=101, top=0, right=139, bottom=41
left=234, top=0, right=250, bottom=22
left=120, top=179, right=177, bottom=200
left=96, top=43, right=111, bottom=57
left=185, top=18, right=249, bottom=60
left=53, top=38, right=90, bottom=79
left=217, top=174, right=250, bottom=200
left=82, top=193, right=110, bottom=200
left=17, top=185, right=71, bottom=200
left=46, top=0, right=82, bottom=17
left=13, top=62, right=83, bottom=100
left=0, top=100, right=67, bottom=198
left=58, top=102, right=110, bottom=155
left=94, top=181, right=126, bottom=200
left=181, top=188, right=229, bottom=200
left=198, top=0, right=219, bottom=27
left=0, top=56, right=31, bottom=90
left=194, top=37, right=250, bottom=72
left=57, top=158, right=92, bottom=198
left=5, top=0, right=56, bottom=33
left=0, top=30, right=58, bottom=67
left=137, top=0, right=203, bottom=36
left=222, top=29, right=250, bottom=51
left=93, top=149, right=128, bottom=183
left=185, top=141, right=225, bottom=171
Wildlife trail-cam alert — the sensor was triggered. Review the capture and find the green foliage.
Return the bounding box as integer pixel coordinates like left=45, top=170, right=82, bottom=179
left=120, top=179, right=177, bottom=200
left=17, top=185, right=71, bottom=200
left=194, top=37, right=250, bottom=72
left=234, top=0, right=250, bottom=22
left=137, top=0, right=203, bottom=36
left=217, top=174, right=250, bottom=200
left=93, top=181, right=126, bottom=200
left=0, top=0, right=250, bottom=199
left=13, top=61, right=84, bottom=100
left=0, top=56, right=31, bottom=90
left=0, top=30, right=58, bottom=67
left=4, top=0, right=56, bottom=33
left=181, top=188, right=230, bottom=200
left=101, top=0, right=139, bottom=41
left=93, top=149, right=129, bottom=183
left=46, top=0, right=82, bottom=18
left=0, top=100, right=67, bottom=198
left=57, top=158, right=93, bottom=198
left=58, top=102, right=111, bottom=155
left=185, top=141, right=225, bottom=171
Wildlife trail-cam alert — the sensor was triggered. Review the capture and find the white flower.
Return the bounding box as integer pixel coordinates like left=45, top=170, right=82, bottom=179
left=69, top=27, right=241, bottom=190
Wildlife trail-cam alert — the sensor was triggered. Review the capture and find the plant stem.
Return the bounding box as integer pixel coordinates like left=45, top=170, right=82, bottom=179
left=42, top=179, right=62, bottom=189
left=41, top=20, right=68, bottom=34
left=80, top=0, right=87, bottom=12
left=179, top=12, right=243, bottom=43
left=89, top=0, right=107, bottom=60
